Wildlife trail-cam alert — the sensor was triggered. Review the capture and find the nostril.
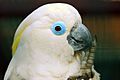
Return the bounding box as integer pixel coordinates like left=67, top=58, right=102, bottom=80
left=81, top=44, right=84, bottom=47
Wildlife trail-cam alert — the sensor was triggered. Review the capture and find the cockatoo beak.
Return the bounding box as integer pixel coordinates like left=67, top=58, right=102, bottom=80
left=67, top=23, right=92, bottom=51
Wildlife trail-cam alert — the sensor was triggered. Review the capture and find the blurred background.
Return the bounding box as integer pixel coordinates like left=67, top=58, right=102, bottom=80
left=0, top=0, right=120, bottom=80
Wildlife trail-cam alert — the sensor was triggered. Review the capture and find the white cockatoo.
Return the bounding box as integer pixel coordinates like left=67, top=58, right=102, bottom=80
left=4, top=3, right=100, bottom=80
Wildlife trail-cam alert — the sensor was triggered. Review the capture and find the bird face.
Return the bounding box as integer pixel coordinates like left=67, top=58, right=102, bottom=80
left=12, top=3, right=92, bottom=57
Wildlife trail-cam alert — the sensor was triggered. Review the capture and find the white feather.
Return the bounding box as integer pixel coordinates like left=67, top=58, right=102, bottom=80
left=4, top=3, right=99, bottom=80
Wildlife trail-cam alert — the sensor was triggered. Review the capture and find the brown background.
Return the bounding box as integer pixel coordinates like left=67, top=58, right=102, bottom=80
left=0, top=0, right=120, bottom=80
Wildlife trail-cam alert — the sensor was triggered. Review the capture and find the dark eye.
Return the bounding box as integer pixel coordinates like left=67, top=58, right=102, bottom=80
left=51, top=21, right=66, bottom=35
left=55, top=26, right=61, bottom=31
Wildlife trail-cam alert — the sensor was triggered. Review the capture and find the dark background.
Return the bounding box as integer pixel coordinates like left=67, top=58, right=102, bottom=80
left=0, top=0, right=120, bottom=80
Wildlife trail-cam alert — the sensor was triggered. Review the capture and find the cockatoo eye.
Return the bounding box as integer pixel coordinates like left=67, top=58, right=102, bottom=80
left=51, top=21, right=66, bottom=35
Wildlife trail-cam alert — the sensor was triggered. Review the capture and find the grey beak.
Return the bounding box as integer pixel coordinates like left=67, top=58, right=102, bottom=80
left=67, top=24, right=92, bottom=51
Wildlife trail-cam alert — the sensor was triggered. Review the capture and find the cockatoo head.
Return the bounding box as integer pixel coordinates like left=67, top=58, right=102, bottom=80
left=4, top=3, right=101, bottom=80
left=12, top=3, right=92, bottom=59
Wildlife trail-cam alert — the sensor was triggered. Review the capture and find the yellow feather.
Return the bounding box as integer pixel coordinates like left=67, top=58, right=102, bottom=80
left=12, top=24, right=28, bottom=55
left=12, top=34, right=21, bottom=55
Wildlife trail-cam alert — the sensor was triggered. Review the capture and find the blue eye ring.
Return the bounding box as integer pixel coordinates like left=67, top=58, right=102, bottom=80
left=51, top=21, right=66, bottom=35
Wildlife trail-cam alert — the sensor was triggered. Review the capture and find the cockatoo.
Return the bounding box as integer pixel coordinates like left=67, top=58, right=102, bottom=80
left=4, top=3, right=100, bottom=80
